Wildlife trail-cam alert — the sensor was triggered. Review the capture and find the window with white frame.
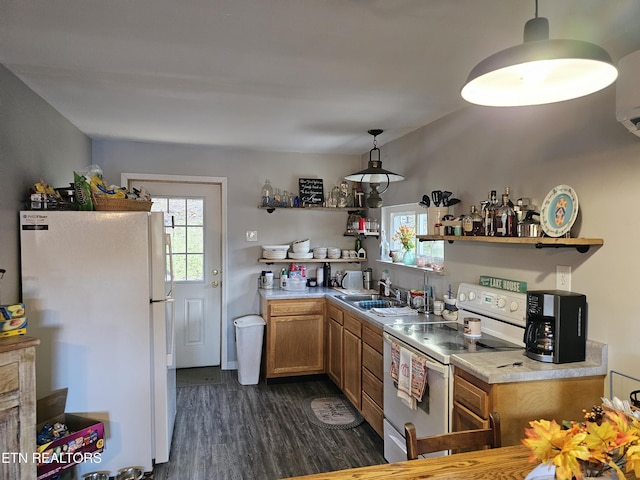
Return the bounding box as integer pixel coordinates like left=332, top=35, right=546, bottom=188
left=381, top=203, right=444, bottom=263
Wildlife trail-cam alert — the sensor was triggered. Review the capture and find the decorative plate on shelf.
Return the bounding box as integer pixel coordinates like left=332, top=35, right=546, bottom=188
left=540, top=185, right=579, bottom=237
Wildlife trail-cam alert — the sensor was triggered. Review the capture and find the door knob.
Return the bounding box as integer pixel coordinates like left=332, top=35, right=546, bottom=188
left=211, top=269, right=219, bottom=276
left=211, top=280, right=219, bottom=288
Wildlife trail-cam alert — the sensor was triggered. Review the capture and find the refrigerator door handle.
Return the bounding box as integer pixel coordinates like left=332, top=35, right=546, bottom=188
left=166, top=298, right=176, bottom=367
left=165, top=233, right=175, bottom=299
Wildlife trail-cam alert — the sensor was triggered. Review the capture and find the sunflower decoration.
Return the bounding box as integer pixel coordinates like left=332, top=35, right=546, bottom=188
left=522, top=405, right=640, bottom=479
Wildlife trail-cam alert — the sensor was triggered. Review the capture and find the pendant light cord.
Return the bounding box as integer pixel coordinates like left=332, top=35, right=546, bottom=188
left=534, top=0, right=538, bottom=18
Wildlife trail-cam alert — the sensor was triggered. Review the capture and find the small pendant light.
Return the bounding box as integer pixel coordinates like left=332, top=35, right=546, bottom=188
left=461, top=0, right=618, bottom=107
left=345, top=129, right=404, bottom=208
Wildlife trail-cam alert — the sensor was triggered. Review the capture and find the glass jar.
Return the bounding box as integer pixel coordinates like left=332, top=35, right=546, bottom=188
left=261, top=179, right=274, bottom=207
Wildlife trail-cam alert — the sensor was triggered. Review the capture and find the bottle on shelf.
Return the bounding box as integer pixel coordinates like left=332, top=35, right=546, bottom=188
left=483, top=190, right=498, bottom=236
left=280, top=268, right=288, bottom=289
left=495, top=191, right=516, bottom=237
left=261, top=179, right=274, bottom=207
left=355, top=236, right=362, bottom=252
left=469, top=205, right=483, bottom=236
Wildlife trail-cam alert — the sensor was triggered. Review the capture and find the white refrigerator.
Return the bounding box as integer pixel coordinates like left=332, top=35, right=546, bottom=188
left=20, top=210, right=176, bottom=476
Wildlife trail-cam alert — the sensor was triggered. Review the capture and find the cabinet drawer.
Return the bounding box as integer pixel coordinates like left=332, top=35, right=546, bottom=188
left=362, top=325, right=383, bottom=354
left=343, top=314, right=361, bottom=337
left=362, top=343, right=383, bottom=380
left=362, top=367, right=383, bottom=407
left=269, top=299, right=324, bottom=317
left=327, top=304, right=344, bottom=325
left=0, top=362, right=19, bottom=395
left=362, top=392, right=384, bottom=437
left=453, top=401, right=490, bottom=431
left=454, top=374, right=490, bottom=419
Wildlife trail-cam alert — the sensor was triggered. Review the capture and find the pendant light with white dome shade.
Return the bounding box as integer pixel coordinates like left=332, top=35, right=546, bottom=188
left=461, top=0, right=618, bottom=107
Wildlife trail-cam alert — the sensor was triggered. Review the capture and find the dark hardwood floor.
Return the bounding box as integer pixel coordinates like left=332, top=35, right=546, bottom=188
left=152, top=369, right=386, bottom=479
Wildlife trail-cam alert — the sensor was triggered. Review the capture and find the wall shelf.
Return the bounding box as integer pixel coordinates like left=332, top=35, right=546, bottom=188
left=375, top=259, right=446, bottom=275
left=416, top=235, right=604, bottom=253
left=258, top=206, right=365, bottom=214
left=344, top=231, right=380, bottom=239
left=258, top=258, right=366, bottom=265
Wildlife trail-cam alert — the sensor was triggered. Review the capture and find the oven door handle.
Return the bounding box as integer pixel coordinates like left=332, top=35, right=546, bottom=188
left=383, top=332, right=449, bottom=377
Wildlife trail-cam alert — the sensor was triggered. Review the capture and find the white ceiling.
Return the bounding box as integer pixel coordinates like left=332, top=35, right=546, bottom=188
left=1, top=0, right=639, bottom=155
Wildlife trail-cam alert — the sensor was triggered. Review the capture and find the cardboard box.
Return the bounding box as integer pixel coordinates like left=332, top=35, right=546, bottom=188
left=0, top=316, right=27, bottom=332
left=0, top=327, right=27, bottom=338
left=36, top=389, right=105, bottom=480
left=0, top=303, right=25, bottom=320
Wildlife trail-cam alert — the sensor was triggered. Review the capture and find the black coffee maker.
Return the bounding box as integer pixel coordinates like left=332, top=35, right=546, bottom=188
left=524, top=290, right=587, bottom=363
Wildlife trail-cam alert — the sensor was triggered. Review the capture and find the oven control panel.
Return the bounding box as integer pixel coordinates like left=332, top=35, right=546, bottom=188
left=457, top=282, right=526, bottom=327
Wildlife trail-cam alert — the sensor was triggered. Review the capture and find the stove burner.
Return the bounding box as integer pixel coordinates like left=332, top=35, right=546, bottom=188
left=437, top=341, right=466, bottom=351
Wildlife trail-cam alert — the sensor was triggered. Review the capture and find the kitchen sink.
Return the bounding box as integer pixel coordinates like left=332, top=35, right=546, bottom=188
left=335, top=294, right=406, bottom=310
left=336, top=294, right=384, bottom=302
left=355, top=299, right=404, bottom=310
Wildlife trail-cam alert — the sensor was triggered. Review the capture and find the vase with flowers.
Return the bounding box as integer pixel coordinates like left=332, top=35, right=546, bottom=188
left=522, top=405, right=640, bottom=479
left=392, top=225, right=416, bottom=265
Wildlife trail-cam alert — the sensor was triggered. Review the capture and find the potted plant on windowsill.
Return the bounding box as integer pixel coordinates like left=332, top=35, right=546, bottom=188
left=392, top=225, right=416, bottom=265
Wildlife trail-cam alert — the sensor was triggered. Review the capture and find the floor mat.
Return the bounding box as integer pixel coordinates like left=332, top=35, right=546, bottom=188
left=176, top=366, right=222, bottom=387
left=304, top=394, right=364, bottom=430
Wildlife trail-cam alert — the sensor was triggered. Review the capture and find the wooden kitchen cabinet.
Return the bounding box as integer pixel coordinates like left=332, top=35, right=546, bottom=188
left=342, top=312, right=362, bottom=409
left=325, top=301, right=384, bottom=437
left=452, top=367, right=605, bottom=445
left=361, top=323, right=384, bottom=437
left=0, top=336, right=40, bottom=480
left=326, top=303, right=344, bottom=388
left=261, top=298, right=325, bottom=378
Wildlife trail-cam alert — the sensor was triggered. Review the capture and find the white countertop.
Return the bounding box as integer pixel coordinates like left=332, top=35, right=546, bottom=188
left=258, top=287, right=608, bottom=384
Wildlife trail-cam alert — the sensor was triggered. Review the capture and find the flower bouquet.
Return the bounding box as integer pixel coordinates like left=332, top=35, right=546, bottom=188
left=522, top=404, right=640, bottom=479
left=392, top=225, right=415, bottom=251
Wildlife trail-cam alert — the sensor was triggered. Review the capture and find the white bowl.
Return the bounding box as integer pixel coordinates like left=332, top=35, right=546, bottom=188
left=443, top=295, right=457, bottom=306
left=442, top=309, right=458, bottom=321
left=292, top=239, right=310, bottom=253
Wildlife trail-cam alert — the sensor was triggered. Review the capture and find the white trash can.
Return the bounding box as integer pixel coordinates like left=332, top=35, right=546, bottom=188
left=233, top=315, right=266, bottom=385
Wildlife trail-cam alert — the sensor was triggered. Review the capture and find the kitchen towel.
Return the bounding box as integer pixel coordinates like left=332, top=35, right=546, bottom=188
left=390, top=341, right=429, bottom=407
left=398, top=346, right=415, bottom=409
left=371, top=307, right=418, bottom=317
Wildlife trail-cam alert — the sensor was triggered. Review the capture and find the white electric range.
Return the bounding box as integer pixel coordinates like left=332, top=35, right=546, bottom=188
left=382, top=283, right=526, bottom=463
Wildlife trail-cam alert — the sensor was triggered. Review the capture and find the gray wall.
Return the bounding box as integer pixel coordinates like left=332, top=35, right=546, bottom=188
left=2, top=60, right=639, bottom=384
left=362, top=85, right=640, bottom=382
left=0, top=64, right=91, bottom=304
left=92, top=140, right=362, bottom=364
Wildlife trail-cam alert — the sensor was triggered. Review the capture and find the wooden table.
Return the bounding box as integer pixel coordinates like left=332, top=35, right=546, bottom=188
left=284, top=444, right=638, bottom=479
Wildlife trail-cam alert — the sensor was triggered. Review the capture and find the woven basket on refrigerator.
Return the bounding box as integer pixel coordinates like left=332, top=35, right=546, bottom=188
left=91, top=194, right=152, bottom=212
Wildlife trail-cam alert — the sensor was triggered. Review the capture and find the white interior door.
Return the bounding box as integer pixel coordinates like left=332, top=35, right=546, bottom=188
left=128, top=177, right=223, bottom=368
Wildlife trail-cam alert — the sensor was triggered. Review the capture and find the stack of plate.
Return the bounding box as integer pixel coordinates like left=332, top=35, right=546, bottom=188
left=289, top=251, right=313, bottom=260
left=262, top=245, right=289, bottom=260
left=327, top=247, right=341, bottom=259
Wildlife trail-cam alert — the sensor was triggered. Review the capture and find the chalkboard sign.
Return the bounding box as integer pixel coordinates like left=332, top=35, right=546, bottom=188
left=298, top=178, right=325, bottom=206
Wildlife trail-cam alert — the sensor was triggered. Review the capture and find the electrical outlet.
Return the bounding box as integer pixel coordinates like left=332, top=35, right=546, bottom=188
left=246, top=231, right=258, bottom=242
left=556, top=265, right=571, bottom=291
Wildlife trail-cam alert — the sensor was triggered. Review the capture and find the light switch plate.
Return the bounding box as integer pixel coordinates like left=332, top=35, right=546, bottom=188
left=246, top=230, right=258, bottom=242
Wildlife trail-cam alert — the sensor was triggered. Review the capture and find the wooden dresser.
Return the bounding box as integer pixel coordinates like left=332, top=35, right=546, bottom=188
left=0, top=336, right=40, bottom=480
